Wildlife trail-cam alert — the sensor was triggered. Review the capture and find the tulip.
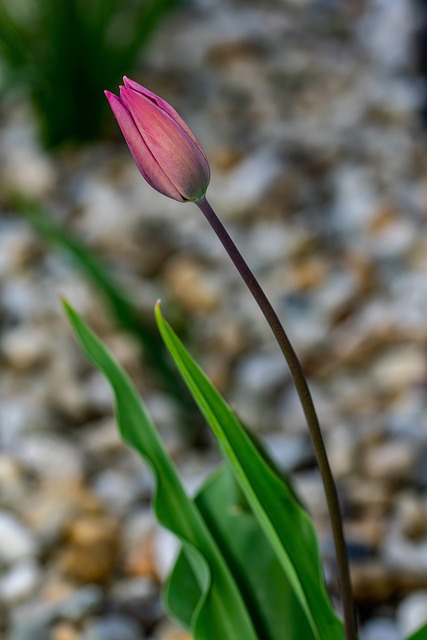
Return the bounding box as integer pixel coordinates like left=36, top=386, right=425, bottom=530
left=105, top=77, right=210, bottom=202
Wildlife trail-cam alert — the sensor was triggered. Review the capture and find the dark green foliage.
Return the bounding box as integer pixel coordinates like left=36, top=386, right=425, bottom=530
left=0, top=0, right=183, bottom=147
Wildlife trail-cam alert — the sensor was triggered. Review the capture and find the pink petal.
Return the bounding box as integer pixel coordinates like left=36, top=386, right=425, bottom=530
left=122, top=77, right=208, bottom=158
left=120, top=86, right=210, bottom=201
left=104, top=91, right=184, bottom=201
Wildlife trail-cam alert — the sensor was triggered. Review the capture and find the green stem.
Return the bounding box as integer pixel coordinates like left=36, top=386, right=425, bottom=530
left=196, top=196, right=357, bottom=640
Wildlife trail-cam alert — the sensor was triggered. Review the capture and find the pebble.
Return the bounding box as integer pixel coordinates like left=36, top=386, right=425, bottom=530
left=10, top=618, right=53, bottom=640
left=58, top=516, right=120, bottom=584
left=153, top=527, right=180, bottom=582
left=0, top=133, right=56, bottom=198
left=11, top=433, right=84, bottom=484
left=0, top=512, right=36, bottom=565
left=397, top=591, right=427, bottom=637
left=363, top=440, right=417, bottom=483
left=91, top=468, right=141, bottom=515
left=371, top=346, right=427, bottom=391
left=163, top=256, right=220, bottom=314
left=358, top=0, right=415, bottom=71
left=351, top=563, right=396, bottom=603
left=395, top=493, right=427, bottom=541
left=9, top=601, right=56, bottom=640
left=234, top=350, right=289, bottom=396
left=0, top=559, right=40, bottom=603
left=81, top=417, right=124, bottom=460
left=110, top=576, right=157, bottom=604
left=263, top=433, right=313, bottom=472
left=57, top=585, right=104, bottom=622
left=0, top=397, right=50, bottom=446
left=51, top=623, right=80, bottom=640
left=82, top=614, right=143, bottom=640
left=0, top=455, right=27, bottom=508
left=361, top=617, right=401, bottom=640
left=1, top=324, right=52, bottom=371
left=210, top=147, right=285, bottom=219
left=153, top=619, right=192, bottom=640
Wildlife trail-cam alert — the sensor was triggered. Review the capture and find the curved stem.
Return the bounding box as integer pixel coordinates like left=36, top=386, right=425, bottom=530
left=196, top=197, right=357, bottom=640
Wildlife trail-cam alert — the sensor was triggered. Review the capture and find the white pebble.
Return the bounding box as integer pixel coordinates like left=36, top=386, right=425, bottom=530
left=0, top=512, right=36, bottom=564
left=397, top=591, right=427, bottom=637
left=0, top=559, right=40, bottom=603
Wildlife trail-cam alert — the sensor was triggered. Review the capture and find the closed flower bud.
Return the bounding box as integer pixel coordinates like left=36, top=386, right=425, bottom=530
left=105, top=77, right=210, bottom=202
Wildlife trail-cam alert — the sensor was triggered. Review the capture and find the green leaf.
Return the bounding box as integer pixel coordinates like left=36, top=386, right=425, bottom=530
left=166, top=463, right=316, bottom=640
left=63, top=300, right=258, bottom=640
left=165, top=544, right=201, bottom=629
left=406, top=623, right=427, bottom=640
left=155, top=303, right=345, bottom=640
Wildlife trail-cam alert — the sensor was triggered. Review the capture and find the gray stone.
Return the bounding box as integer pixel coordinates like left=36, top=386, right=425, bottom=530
left=92, top=469, right=139, bottom=514
left=0, top=559, right=40, bottom=604
left=110, top=577, right=157, bottom=604
left=263, top=433, right=313, bottom=472
left=57, top=585, right=104, bottom=622
left=154, top=527, right=180, bottom=582
left=235, top=350, right=289, bottom=396
left=0, top=398, right=49, bottom=447
left=210, top=147, right=284, bottom=219
left=357, top=0, right=415, bottom=71
left=82, top=614, right=143, bottom=640
left=9, top=601, right=55, bottom=640
left=11, top=434, right=83, bottom=483
left=10, top=618, right=52, bottom=640
left=397, top=591, right=427, bottom=637
left=361, top=617, right=401, bottom=640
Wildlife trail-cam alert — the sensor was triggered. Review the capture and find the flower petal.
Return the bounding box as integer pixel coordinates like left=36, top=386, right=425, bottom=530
left=105, top=91, right=184, bottom=201
left=122, top=77, right=207, bottom=157
left=120, top=86, right=210, bottom=201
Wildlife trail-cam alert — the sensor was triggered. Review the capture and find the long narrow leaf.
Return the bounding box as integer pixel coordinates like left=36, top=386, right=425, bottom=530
left=155, top=303, right=345, bottom=640
left=63, top=300, right=258, bottom=640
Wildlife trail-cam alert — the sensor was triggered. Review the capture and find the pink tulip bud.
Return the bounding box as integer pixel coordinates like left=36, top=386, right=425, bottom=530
left=105, top=77, right=210, bottom=202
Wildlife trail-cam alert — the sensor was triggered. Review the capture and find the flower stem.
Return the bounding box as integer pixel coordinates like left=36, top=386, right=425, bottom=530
left=196, top=197, right=357, bottom=640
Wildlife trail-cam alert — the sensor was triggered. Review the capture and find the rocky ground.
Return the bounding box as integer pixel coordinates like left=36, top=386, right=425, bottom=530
left=1, top=0, right=427, bottom=638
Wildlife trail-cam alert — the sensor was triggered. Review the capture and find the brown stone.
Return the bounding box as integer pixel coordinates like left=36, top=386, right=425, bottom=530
left=351, top=562, right=395, bottom=603
left=286, top=257, right=329, bottom=291
left=125, top=532, right=158, bottom=579
left=351, top=562, right=427, bottom=604
left=397, top=494, right=427, bottom=541
left=345, top=518, right=385, bottom=549
left=58, top=516, right=119, bottom=584
left=50, top=622, right=80, bottom=640
left=344, top=479, right=393, bottom=516
left=363, top=440, right=416, bottom=483
left=163, top=257, right=219, bottom=314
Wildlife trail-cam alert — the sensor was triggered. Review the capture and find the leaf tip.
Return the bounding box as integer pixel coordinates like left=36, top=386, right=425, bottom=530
left=60, top=296, right=71, bottom=312
left=60, top=297, right=78, bottom=326
left=155, top=299, right=163, bottom=323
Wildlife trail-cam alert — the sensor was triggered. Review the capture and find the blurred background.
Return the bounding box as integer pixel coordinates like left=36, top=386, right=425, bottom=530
left=2, top=0, right=427, bottom=638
